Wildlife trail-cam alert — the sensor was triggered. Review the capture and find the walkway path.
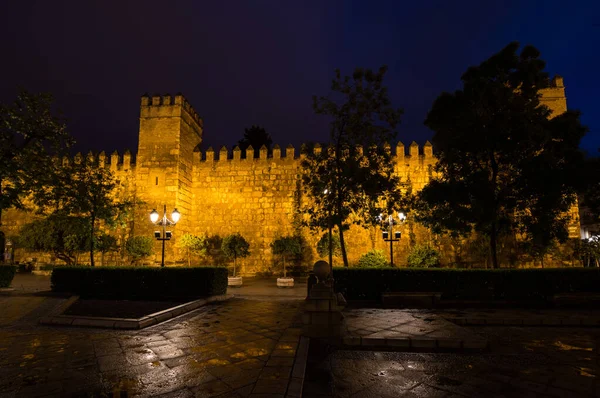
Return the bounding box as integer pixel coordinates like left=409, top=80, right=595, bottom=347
left=0, top=298, right=305, bottom=397
left=343, top=309, right=487, bottom=349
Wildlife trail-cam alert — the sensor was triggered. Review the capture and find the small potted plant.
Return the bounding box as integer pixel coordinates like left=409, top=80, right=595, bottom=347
left=222, top=233, right=250, bottom=287
left=271, top=235, right=302, bottom=288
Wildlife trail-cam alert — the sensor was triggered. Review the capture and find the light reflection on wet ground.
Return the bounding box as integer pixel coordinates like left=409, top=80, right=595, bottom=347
left=0, top=298, right=302, bottom=397
left=304, top=327, right=600, bottom=397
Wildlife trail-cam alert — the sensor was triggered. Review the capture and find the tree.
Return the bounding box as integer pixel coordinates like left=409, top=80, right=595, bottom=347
left=221, top=233, right=250, bottom=277
left=579, top=154, right=600, bottom=227
left=270, top=235, right=303, bottom=277
left=0, top=91, right=72, bottom=225
left=417, top=42, right=587, bottom=268
left=316, top=232, right=341, bottom=258
left=125, top=236, right=153, bottom=265
left=95, top=233, right=118, bottom=266
left=178, top=233, right=208, bottom=266
left=33, top=156, right=120, bottom=267
left=18, top=214, right=89, bottom=265
left=237, top=125, right=273, bottom=158
left=301, top=66, right=404, bottom=267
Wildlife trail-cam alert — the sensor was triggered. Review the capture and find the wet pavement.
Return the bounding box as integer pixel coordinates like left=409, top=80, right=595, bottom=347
left=0, top=297, right=304, bottom=397
left=4, top=273, right=600, bottom=397
left=304, top=327, right=600, bottom=397
left=343, top=309, right=486, bottom=347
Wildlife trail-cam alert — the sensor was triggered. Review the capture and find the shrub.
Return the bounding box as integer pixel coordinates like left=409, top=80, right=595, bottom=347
left=316, top=233, right=341, bottom=258
left=51, top=266, right=228, bottom=299
left=126, top=236, right=154, bottom=264
left=0, top=265, right=17, bottom=288
left=96, top=233, right=118, bottom=266
left=18, top=215, right=90, bottom=265
left=407, top=244, right=440, bottom=268
left=222, top=233, right=250, bottom=276
left=178, top=233, right=208, bottom=266
left=333, top=268, right=600, bottom=302
left=271, top=235, right=303, bottom=277
left=356, top=249, right=389, bottom=268
left=18, top=262, right=35, bottom=273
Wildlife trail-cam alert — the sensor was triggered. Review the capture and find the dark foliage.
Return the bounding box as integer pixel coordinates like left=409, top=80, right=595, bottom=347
left=0, top=265, right=17, bottom=288
left=51, top=266, right=228, bottom=299
left=0, top=91, right=72, bottom=225
left=333, top=268, right=600, bottom=302
left=302, top=66, right=404, bottom=267
left=237, top=125, right=273, bottom=158
left=418, top=42, right=587, bottom=268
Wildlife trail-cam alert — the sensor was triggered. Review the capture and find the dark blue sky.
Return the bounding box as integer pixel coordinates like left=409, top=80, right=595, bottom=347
left=1, top=0, right=599, bottom=156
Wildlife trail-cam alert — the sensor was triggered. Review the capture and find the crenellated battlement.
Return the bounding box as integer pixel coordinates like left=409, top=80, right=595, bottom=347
left=140, top=93, right=203, bottom=128
left=3, top=80, right=578, bottom=271
left=60, top=150, right=135, bottom=172
left=194, top=141, right=435, bottom=163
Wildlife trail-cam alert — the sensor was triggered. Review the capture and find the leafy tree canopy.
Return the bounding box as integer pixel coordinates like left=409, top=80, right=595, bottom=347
left=125, top=236, right=153, bottom=264
left=0, top=91, right=72, bottom=224
left=33, top=157, right=119, bottom=266
left=316, top=232, right=341, bottom=258
left=237, top=125, right=273, bottom=158
left=178, top=233, right=209, bottom=266
left=18, top=214, right=89, bottom=265
left=221, top=233, right=250, bottom=276
left=356, top=249, right=389, bottom=268
left=302, top=66, right=404, bottom=267
left=416, top=42, right=587, bottom=268
left=271, top=235, right=303, bottom=277
left=407, top=244, right=441, bottom=268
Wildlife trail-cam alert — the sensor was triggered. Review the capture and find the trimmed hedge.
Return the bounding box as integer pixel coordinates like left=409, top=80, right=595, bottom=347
left=51, top=266, right=228, bottom=299
left=333, top=268, right=600, bottom=302
left=0, top=265, right=17, bottom=288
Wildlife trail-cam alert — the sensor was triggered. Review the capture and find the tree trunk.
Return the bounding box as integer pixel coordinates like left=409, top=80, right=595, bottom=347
left=188, top=249, right=191, bottom=267
left=283, top=255, right=286, bottom=277
left=89, top=214, right=95, bottom=267
left=490, top=224, right=499, bottom=269
left=338, top=223, right=349, bottom=267
left=101, top=251, right=105, bottom=266
left=233, top=256, right=236, bottom=277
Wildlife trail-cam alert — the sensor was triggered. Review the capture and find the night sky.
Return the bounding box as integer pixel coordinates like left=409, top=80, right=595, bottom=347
left=1, top=0, right=599, bottom=157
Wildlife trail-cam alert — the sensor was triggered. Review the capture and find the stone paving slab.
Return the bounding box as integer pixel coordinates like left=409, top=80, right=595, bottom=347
left=0, top=297, right=309, bottom=397
left=342, top=309, right=489, bottom=352
left=435, top=308, right=600, bottom=327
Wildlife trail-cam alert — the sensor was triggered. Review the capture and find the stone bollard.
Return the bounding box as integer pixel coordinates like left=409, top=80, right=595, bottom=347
left=302, top=261, right=346, bottom=339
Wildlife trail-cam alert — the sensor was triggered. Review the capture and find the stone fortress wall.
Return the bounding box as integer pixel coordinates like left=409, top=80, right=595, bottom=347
left=1, top=76, right=576, bottom=273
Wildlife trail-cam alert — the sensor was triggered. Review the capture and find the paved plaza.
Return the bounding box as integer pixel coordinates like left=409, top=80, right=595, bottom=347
left=3, top=274, right=600, bottom=397
left=304, top=327, right=600, bottom=397
left=0, top=296, right=304, bottom=397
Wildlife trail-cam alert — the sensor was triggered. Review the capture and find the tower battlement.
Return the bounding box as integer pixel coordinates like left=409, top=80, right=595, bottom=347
left=194, top=141, right=435, bottom=163
left=140, top=93, right=203, bottom=128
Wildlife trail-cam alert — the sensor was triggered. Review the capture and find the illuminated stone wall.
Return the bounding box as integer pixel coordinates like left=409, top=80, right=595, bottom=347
left=1, top=76, right=577, bottom=271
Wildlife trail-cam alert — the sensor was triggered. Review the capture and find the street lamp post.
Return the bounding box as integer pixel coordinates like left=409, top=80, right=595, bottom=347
left=149, top=205, right=181, bottom=267
left=324, top=189, right=333, bottom=275
left=378, top=212, right=406, bottom=267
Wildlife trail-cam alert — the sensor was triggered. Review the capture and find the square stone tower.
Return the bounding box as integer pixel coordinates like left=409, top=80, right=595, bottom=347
left=136, top=94, right=203, bottom=239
